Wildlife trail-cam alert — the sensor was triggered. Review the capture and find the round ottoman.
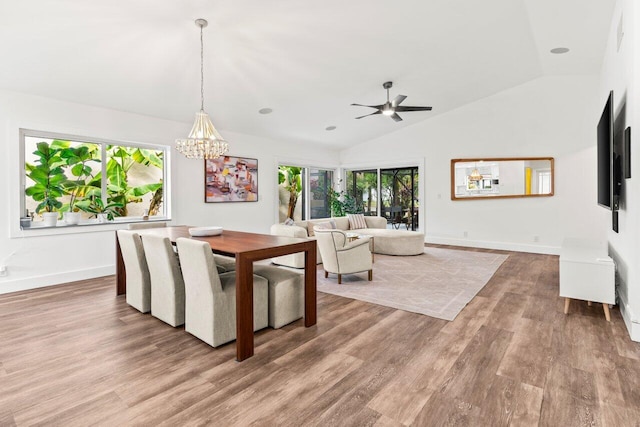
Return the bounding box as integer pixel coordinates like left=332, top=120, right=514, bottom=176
left=355, top=229, right=425, bottom=256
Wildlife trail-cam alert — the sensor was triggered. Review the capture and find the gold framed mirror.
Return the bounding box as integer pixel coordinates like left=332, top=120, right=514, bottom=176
left=451, top=157, right=554, bottom=200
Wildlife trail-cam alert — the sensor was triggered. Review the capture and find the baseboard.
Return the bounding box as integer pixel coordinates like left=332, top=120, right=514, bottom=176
left=425, top=236, right=560, bottom=255
left=617, top=288, right=640, bottom=342
left=0, top=265, right=115, bottom=295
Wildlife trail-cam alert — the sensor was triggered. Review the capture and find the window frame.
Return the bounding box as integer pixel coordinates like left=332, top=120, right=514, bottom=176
left=18, top=128, right=171, bottom=233
left=275, top=158, right=338, bottom=223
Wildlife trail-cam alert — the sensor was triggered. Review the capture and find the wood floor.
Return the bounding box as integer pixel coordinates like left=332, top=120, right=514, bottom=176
left=1, top=248, right=640, bottom=426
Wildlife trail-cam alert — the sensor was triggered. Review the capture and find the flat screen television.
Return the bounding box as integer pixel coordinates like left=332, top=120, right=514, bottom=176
left=597, top=91, right=614, bottom=209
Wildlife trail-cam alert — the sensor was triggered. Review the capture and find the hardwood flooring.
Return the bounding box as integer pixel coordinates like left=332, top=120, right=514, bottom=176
left=1, top=248, right=640, bottom=426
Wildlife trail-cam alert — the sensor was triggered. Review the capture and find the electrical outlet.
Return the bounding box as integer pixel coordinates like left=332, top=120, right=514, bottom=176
left=533, top=235, right=539, bottom=243
left=463, top=231, right=468, bottom=238
left=0, top=265, right=6, bottom=277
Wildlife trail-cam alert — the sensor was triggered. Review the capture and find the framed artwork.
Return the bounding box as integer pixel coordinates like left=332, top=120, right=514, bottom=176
left=204, top=156, right=258, bottom=203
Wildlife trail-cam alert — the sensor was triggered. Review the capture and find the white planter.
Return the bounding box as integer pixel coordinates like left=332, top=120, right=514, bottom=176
left=64, top=212, right=81, bottom=225
left=97, top=213, right=108, bottom=223
left=42, top=212, right=59, bottom=227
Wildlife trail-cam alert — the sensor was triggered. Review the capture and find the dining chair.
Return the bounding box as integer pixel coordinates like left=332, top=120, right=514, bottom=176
left=116, top=230, right=151, bottom=313
left=141, top=234, right=185, bottom=327
left=128, top=222, right=167, bottom=230
left=253, top=265, right=304, bottom=329
left=176, top=238, right=269, bottom=347
left=314, top=228, right=373, bottom=284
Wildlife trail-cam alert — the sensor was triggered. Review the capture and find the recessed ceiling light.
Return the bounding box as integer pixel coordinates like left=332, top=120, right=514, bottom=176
left=258, top=108, right=273, bottom=114
left=550, top=47, right=570, bottom=54
left=325, top=126, right=337, bottom=131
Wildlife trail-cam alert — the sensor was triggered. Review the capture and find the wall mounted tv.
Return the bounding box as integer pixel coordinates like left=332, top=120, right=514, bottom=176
left=597, top=91, right=614, bottom=209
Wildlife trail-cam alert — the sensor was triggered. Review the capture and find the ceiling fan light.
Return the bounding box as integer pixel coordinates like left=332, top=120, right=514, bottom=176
left=382, top=104, right=395, bottom=116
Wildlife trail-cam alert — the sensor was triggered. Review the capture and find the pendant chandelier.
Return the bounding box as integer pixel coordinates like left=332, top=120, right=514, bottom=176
left=468, top=166, right=483, bottom=182
left=176, top=19, right=229, bottom=160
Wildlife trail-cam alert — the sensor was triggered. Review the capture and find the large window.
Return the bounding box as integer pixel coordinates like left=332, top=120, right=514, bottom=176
left=278, top=165, right=334, bottom=222
left=22, top=130, right=167, bottom=227
left=346, top=166, right=420, bottom=231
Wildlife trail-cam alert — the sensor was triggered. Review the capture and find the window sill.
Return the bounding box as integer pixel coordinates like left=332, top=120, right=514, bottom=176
left=13, top=218, right=171, bottom=238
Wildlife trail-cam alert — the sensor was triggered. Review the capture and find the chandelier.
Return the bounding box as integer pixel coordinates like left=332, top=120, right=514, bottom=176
left=176, top=19, right=229, bottom=160
left=468, top=167, right=483, bottom=182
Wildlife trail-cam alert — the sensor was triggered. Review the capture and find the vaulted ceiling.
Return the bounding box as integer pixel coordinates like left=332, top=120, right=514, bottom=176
left=0, top=0, right=614, bottom=148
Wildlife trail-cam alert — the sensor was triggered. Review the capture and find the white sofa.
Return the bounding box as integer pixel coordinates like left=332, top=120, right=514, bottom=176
left=270, top=216, right=424, bottom=268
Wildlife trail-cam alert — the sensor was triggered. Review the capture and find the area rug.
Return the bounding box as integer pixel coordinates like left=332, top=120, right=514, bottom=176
left=317, top=247, right=508, bottom=321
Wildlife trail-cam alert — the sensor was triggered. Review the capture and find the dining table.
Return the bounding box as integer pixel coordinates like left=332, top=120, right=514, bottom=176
left=115, top=226, right=317, bottom=361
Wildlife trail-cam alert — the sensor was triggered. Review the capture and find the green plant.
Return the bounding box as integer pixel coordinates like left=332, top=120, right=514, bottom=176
left=327, top=181, right=362, bottom=217
left=278, top=166, right=302, bottom=220
left=25, top=141, right=67, bottom=214
left=105, top=146, right=163, bottom=216
left=59, top=143, right=101, bottom=213
left=75, top=197, right=124, bottom=221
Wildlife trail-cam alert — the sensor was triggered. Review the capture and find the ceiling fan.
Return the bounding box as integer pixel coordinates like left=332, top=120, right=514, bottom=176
left=352, top=81, right=432, bottom=122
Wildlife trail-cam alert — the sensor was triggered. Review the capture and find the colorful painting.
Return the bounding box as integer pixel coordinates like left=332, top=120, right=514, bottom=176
left=205, top=156, right=258, bottom=203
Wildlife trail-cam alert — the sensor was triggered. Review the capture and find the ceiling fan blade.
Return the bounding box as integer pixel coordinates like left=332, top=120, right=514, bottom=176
left=391, top=113, right=403, bottom=122
left=394, top=106, right=433, bottom=112
left=351, top=103, right=384, bottom=109
left=391, top=95, right=407, bottom=107
left=355, top=111, right=383, bottom=119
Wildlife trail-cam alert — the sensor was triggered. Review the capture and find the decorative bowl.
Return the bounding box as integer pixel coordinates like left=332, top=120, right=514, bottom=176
left=188, top=226, right=223, bottom=237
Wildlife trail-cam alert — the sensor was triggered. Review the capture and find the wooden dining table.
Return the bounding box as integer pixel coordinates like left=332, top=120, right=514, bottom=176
left=115, top=226, right=317, bottom=361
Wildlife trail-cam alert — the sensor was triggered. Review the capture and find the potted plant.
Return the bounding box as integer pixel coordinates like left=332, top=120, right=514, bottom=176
left=25, top=141, right=66, bottom=226
left=327, top=181, right=362, bottom=217
left=75, top=197, right=123, bottom=223
left=59, top=143, right=101, bottom=225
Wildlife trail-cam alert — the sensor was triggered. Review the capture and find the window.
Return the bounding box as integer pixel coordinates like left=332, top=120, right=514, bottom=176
left=22, top=129, right=167, bottom=228
left=346, top=167, right=420, bottom=231
left=278, top=165, right=334, bottom=222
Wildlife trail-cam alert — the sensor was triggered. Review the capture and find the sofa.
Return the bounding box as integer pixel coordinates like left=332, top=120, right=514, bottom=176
left=270, top=215, right=425, bottom=268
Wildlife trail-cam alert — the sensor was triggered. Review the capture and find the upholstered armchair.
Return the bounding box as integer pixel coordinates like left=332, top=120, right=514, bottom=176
left=116, top=230, right=151, bottom=313
left=176, top=238, right=268, bottom=348
left=314, top=228, right=373, bottom=284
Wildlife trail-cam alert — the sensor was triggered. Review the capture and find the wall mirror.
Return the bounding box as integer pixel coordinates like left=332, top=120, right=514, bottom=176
left=451, top=157, right=554, bottom=200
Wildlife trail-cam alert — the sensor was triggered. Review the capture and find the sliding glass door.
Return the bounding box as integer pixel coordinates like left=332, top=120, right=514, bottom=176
left=278, top=165, right=334, bottom=222
left=345, top=166, right=420, bottom=231
left=345, top=170, right=378, bottom=216
left=381, top=167, right=419, bottom=230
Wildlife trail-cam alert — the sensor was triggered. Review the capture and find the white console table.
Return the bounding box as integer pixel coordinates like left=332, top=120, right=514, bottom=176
left=559, top=238, right=615, bottom=321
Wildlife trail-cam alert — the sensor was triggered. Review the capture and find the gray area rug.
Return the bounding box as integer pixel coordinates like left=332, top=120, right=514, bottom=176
left=317, top=247, right=509, bottom=321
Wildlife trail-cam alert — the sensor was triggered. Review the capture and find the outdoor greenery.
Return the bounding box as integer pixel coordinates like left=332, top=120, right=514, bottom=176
left=327, top=181, right=361, bottom=217
left=25, top=138, right=164, bottom=221
left=25, top=141, right=67, bottom=214
left=278, top=166, right=302, bottom=220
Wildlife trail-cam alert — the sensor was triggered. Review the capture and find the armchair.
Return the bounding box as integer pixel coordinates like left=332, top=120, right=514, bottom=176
left=314, top=228, right=373, bottom=284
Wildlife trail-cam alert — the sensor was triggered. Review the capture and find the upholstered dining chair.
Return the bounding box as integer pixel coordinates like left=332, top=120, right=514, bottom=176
left=116, top=230, right=151, bottom=313
left=141, top=234, right=185, bottom=327
left=314, top=228, right=373, bottom=284
left=176, top=238, right=269, bottom=347
left=128, top=222, right=167, bottom=230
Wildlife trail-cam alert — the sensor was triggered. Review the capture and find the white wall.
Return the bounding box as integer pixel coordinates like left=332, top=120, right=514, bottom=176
left=598, top=0, right=640, bottom=340
left=0, top=90, right=339, bottom=294
left=340, top=75, right=608, bottom=254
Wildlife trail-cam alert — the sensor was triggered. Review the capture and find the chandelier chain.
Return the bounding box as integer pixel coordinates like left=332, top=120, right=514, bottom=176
left=200, top=23, right=204, bottom=111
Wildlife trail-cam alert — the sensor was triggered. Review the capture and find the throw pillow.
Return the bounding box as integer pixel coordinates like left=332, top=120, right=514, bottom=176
left=284, top=218, right=295, bottom=226
left=347, top=213, right=367, bottom=230
left=308, top=221, right=333, bottom=237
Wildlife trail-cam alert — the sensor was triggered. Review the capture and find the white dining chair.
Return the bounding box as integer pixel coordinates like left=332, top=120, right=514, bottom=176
left=117, top=230, right=151, bottom=313
left=128, top=222, right=167, bottom=230
left=141, top=234, right=185, bottom=327
left=176, top=238, right=269, bottom=347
